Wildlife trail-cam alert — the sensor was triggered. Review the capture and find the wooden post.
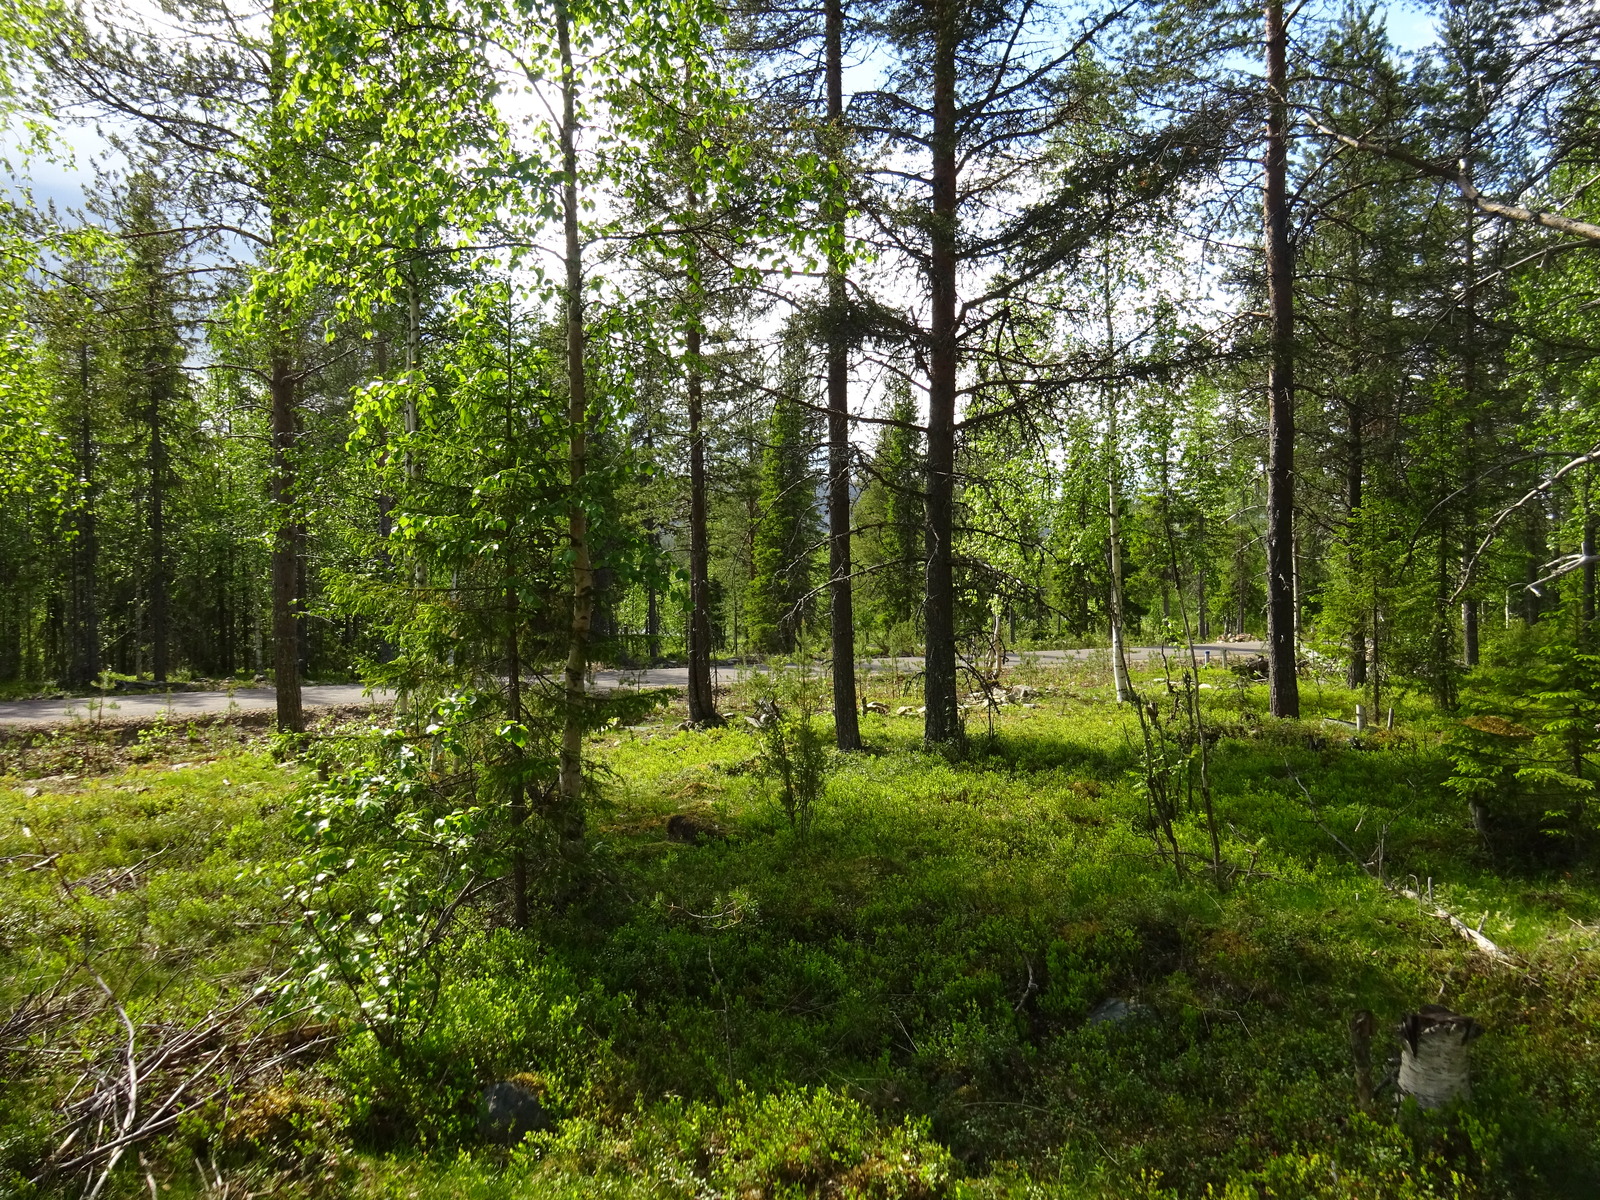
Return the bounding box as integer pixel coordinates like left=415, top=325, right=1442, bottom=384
left=1355, top=704, right=1367, bottom=732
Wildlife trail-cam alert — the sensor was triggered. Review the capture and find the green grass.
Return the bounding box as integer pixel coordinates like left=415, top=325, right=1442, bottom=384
left=2, top=663, right=1597, bottom=1198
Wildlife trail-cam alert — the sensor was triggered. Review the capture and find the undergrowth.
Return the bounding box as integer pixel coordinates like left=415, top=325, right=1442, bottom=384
left=1, top=659, right=1596, bottom=1198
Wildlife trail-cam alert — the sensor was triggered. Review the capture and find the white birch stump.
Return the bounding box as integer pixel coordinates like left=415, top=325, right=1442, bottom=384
left=1398, top=1006, right=1482, bottom=1109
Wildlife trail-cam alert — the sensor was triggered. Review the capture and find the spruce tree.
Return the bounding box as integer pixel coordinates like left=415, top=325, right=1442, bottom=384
left=747, top=337, right=822, bottom=654
left=36, top=250, right=109, bottom=688
left=108, top=174, right=191, bottom=683
left=854, top=382, right=925, bottom=641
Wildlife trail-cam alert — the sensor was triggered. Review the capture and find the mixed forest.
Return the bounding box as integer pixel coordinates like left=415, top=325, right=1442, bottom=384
left=3, top=0, right=1600, bottom=1196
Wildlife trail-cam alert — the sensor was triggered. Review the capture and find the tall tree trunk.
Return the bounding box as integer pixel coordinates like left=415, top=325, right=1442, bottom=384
left=1584, top=522, right=1596, bottom=627
left=507, top=581, right=529, bottom=927
left=70, top=343, right=100, bottom=689
left=1103, top=252, right=1132, bottom=702
left=145, top=252, right=171, bottom=685
left=1263, top=0, right=1300, bottom=719
left=1460, top=184, right=1481, bottom=668
left=557, top=0, right=591, bottom=860
left=269, top=355, right=303, bottom=732
left=682, top=168, right=719, bottom=725
left=374, top=336, right=396, bottom=585
left=1345, top=399, right=1367, bottom=688
left=685, top=306, right=719, bottom=724
left=149, top=408, right=168, bottom=682
left=296, top=527, right=310, bottom=677
left=266, top=0, right=302, bottom=732
left=645, top=526, right=662, bottom=662
left=922, top=0, right=961, bottom=747
left=825, top=0, right=861, bottom=750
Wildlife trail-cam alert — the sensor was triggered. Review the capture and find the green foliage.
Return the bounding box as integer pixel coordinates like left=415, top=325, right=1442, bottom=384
left=854, top=381, right=924, bottom=643
left=746, top=331, right=821, bottom=655
left=333, top=933, right=603, bottom=1147
left=6, top=667, right=1600, bottom=1196
left=751, top=666, right=830, bottom=838
left=283, top=695, right=526, bottom=1044
left=1445, top=609, right=1600, bottom=859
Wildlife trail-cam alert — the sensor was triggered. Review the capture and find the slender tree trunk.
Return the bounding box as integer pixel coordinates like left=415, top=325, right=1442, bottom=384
left=374, top=336, right=396, bottom=575
left=1263, top=0, right=1300, bottom=719
left=645, top=526, right=662, bottom=662
left=149, top=412, right=168, bottom=682
left=266, top=0, right=302, bottom=733
left=71, top=344, right=100, bottom=689
left=825, top=0, right=861, bottom=750
left=1345, top=399, right=1367, bottom=688
left=685, top=310, right=719, bottom=724
left=679, top=167, right=720, bottom=723
left=269, top=355, right=303, bottom=732
left=215, top=555, right=228, bottom=674
left=508, top=581, right=529, bottom=927
left=557, top=0, right=591, bottom=859
left=922, top=0, right=961, bottom=747
left=1584, top=523, right=1596, bottom=627
left=1103, top=254, right=1132, bottom=703
left=296, top=523, right=310, bottom=677
left=1460, top=185, right=1481, bottom=668
left=145, top=260, right=171, bottom=684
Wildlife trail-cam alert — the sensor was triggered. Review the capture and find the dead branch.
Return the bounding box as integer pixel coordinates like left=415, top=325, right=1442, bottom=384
left=31, top=972, right=324, bottom=1193
left=1290, top=771, right=1513, bottom=965
left=1455, top=444, right=1600, bottom=600
left=1309, top=118, right=1600, bottom=244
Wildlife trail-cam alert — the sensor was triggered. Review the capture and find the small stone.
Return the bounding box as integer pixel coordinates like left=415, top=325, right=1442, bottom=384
left=1087, top=997, right=1149, bottom=1026
left=666, top=813, right=725, bottom=845
left=479, top=1078, right=549, bottom=1145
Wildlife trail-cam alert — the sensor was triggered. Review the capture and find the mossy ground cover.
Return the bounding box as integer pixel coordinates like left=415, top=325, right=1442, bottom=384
left=2, top=661, right=1597, bottom=1198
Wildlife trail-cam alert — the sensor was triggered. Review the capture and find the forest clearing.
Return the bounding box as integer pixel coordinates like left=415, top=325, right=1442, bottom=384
left=4, top=0, right=1600, bottom=1194
left=3, top=660, right=1598, bottom=1198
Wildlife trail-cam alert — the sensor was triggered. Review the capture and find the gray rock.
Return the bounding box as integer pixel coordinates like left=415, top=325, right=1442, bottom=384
left=1087, top=997, right=1149, bottom=1026
left=479, top=1079, right=550, bottom=1144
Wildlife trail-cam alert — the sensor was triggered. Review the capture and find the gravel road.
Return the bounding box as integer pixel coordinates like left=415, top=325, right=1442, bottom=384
left=0, top=642, right=1263, bottom=727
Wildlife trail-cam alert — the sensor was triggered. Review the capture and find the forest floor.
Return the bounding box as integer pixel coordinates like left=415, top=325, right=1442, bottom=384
left=1, top=656, right=1596, bottom=1199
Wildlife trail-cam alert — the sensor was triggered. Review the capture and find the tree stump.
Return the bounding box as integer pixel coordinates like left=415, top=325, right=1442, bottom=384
left=1398, top=1006, right=1482, bottom=1109
left=1350, top=1009, right=1376, bottom=1111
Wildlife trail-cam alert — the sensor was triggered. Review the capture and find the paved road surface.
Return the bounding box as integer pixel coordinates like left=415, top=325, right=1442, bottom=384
left=0, top=642, right=1263, bottom=727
